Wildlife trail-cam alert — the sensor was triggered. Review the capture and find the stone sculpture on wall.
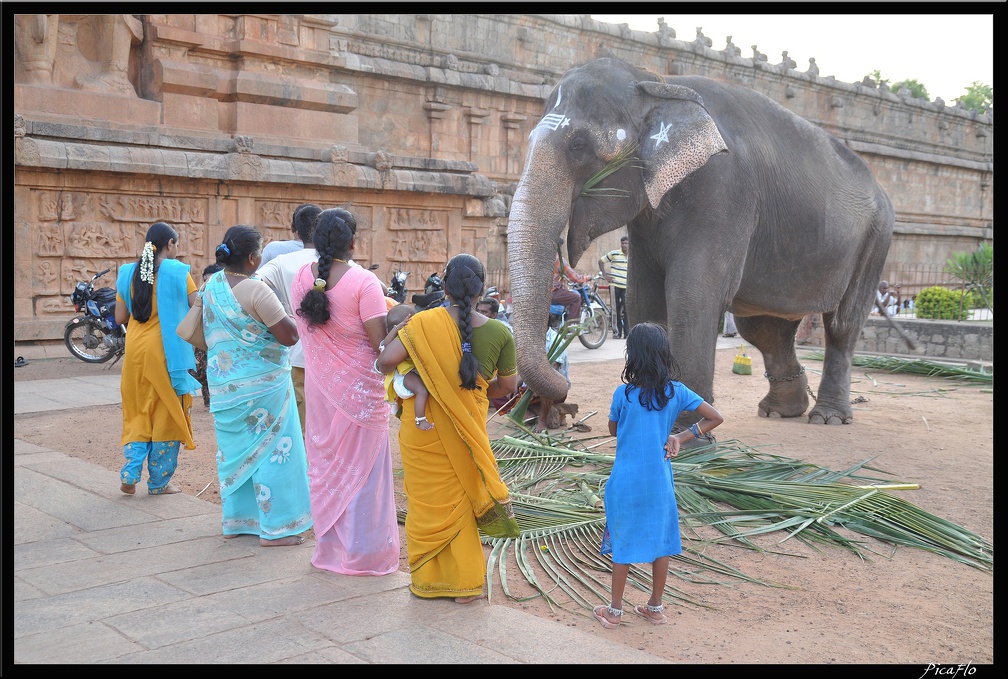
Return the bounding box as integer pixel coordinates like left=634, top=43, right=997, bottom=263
left=15, top=14, right=143, bottom=94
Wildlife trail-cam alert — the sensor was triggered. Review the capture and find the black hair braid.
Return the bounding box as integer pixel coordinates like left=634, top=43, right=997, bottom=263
left=130, top=221, right=177, bottom=323
left=457, top=288, right=478, bottom=390
left=296, top=208, right=354, bottom=327
left=444, top=253, right=485, bottom=390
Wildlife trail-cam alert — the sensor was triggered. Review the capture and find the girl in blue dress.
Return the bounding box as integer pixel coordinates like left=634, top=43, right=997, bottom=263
left=594, top=322, right=724, bottom=629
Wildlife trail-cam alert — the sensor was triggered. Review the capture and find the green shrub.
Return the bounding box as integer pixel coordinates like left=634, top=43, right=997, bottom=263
left=914, top=286, right=971, bottom=320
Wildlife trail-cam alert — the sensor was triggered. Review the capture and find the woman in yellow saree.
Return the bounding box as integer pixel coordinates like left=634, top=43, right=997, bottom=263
left=377, top=253, right=520, bottom=602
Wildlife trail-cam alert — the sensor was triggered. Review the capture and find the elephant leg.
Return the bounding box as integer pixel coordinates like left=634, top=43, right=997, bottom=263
left=808, top=310, right=858, bottom=425
left=734, top=315, right=809, bottom=419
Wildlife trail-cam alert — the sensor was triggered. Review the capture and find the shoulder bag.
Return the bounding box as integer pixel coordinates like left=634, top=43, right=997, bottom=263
left=176, top=292, right=207, bottom=351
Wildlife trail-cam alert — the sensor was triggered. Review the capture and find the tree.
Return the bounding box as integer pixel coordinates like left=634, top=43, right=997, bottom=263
left=944, top=242, right=993, bottom=311
left=865, top=69, right=885, bottom=88
left=956, top=81, right=993, bottom=113
left=891, top=78, right=930, bottom=101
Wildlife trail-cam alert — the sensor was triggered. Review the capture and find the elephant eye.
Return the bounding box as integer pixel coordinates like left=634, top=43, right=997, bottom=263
left=567, top=133, right=593, bottom=159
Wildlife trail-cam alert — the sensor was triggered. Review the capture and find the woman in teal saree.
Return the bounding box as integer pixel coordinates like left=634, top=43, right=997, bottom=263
left=203, top=225, right=313, bottom=546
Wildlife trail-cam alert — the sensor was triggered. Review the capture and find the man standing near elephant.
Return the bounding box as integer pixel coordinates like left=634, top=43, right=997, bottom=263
left=598, top=235, right=629, bottom=339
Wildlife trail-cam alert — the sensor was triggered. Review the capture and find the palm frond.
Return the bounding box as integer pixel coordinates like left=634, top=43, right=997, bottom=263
left=465, top=433, right=993, bottom=615
left=802, top=351, right=992, bottom=384
left=580, top=141, right=641, bottom=197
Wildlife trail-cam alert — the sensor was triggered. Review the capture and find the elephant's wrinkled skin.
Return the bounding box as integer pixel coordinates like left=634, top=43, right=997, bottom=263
left=507, top=58, right=894, bottom=426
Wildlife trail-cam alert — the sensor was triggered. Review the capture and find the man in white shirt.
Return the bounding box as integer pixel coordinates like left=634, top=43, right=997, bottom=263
left=260, top=203, right=318, bottom=266
left=256, top=203, right=321, bottom=434
left=875, top=280, right=901, bottom=317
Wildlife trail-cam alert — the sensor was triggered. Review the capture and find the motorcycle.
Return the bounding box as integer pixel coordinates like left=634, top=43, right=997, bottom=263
left=383, top=268, right=444, bottom=311
left=411, top=272, right=445, bottom=311
left=386, top=268, right=410, bottom=304
left=549, top=273, right=610, bottom=349
left=64, top=268, right=126, bottom=365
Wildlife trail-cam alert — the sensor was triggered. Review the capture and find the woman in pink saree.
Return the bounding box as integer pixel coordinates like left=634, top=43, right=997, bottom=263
left=291, top=208, right=399, bottom=576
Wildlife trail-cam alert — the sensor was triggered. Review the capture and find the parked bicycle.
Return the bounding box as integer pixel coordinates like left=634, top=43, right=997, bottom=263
left=549, top=273, right=612, bottom=349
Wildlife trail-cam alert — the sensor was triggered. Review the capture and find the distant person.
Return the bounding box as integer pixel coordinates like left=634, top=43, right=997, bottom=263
left=477, top=296, right=512, bottom=333
left=598, top=235, right=628, bottom=339
left=256, top=203, right=322, bottom=433
left=114, top=221, right=200, bottom=495
left=552, top=238, right=591, bottom=323
left=593, top=322, right=723, bottom=629
left=722, top=311, right=737, bottom=338
left=260, top=203, right=318, bottom=266
left=381, top=303, right=433, bottom=430
left=189, top=262, right=224, bottom=407
left=875, top=280, right=901, bottom=316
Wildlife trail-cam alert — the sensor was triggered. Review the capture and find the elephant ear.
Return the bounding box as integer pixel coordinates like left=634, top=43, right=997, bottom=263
left=636, top=81, right=728, bottom=209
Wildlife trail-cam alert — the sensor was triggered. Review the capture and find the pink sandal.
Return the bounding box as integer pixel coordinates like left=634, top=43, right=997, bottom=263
left=593, top=604, right=623, bottom=629
left=633, top=602, right=667, bottom=625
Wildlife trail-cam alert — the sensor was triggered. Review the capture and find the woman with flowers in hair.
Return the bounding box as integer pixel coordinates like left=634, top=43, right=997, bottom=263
left=377, top=253, right=520, bottom=602
left=115, top=221, right=200, bottom=495
left=201, top=224, right=312, bottom=546
left=291, top=207, right=399, bottom=575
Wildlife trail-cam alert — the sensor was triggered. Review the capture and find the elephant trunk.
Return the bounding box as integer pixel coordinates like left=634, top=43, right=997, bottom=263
left=508, top=174, right=572, bottom=403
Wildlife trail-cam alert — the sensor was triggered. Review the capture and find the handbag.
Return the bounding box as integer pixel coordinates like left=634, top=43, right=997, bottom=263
left=176, top=294, right=207, bottom=351
left=732, top=343, right=752, bottom=375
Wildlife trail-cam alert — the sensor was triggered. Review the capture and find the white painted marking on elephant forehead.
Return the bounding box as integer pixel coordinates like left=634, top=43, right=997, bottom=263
left=651, top=121, right=671, bottom=147
left=616, top=128, right=626, bottom=141
left=554, top=86, right=562, bottom=109
left=536, top=113, right=571, bottom=134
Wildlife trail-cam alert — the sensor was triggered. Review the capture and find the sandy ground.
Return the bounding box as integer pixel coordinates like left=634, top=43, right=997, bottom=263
left=13, top=345, right=993, bottom=665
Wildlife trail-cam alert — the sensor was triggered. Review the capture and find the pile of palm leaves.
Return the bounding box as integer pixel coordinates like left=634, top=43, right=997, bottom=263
left=802, top=351, right=992, bottom=385
left=460, top=427, right=993, bottom=614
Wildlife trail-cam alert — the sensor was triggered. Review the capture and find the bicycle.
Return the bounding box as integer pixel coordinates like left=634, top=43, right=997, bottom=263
left=551, top=273, right=611, bottom=349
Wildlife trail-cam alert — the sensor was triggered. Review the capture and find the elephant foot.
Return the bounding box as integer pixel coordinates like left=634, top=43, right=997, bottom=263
left=808, top=404, right=853, bottom=425
left=758, top=372, right=810, bottom=419
left=757, top=393, right=809, bottom=419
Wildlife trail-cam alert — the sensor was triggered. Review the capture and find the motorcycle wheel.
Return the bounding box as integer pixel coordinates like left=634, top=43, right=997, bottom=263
left=577, top=306, right=608, bottom=349
left=64, top=318, right=117, bottom=363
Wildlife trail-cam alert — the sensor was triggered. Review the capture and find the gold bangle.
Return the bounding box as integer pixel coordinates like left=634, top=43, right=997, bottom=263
left=697, top=422, right=704, bottom=436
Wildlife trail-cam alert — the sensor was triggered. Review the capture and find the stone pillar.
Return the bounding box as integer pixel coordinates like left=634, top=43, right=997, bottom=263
left=501, top=112, right=527, bottom=176
left=465, top=108, right=490, bottom=163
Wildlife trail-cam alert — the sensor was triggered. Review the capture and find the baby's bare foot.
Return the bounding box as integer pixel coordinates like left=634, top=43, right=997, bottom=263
left=120, top=483, right=135, bottom=495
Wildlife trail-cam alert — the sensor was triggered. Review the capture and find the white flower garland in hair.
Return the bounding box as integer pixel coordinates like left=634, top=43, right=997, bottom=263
left=140, top=242, right=156, bottom=284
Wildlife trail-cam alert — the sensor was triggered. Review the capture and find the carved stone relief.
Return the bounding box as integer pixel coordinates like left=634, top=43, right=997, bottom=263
left=385, top=208, right=449, bottom=267
left=258, top=201, right=302, bottom=245
left=228, top=153, right=265, bottom=181
left=30, top=190, right=210, bottom=311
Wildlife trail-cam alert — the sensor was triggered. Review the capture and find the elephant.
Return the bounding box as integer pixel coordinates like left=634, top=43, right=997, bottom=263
left=507, top=57, right=894, bottom=426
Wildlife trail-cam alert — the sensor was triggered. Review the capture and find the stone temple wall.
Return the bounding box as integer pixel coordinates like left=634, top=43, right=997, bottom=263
left=13, top=14, right=993, bottom=343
